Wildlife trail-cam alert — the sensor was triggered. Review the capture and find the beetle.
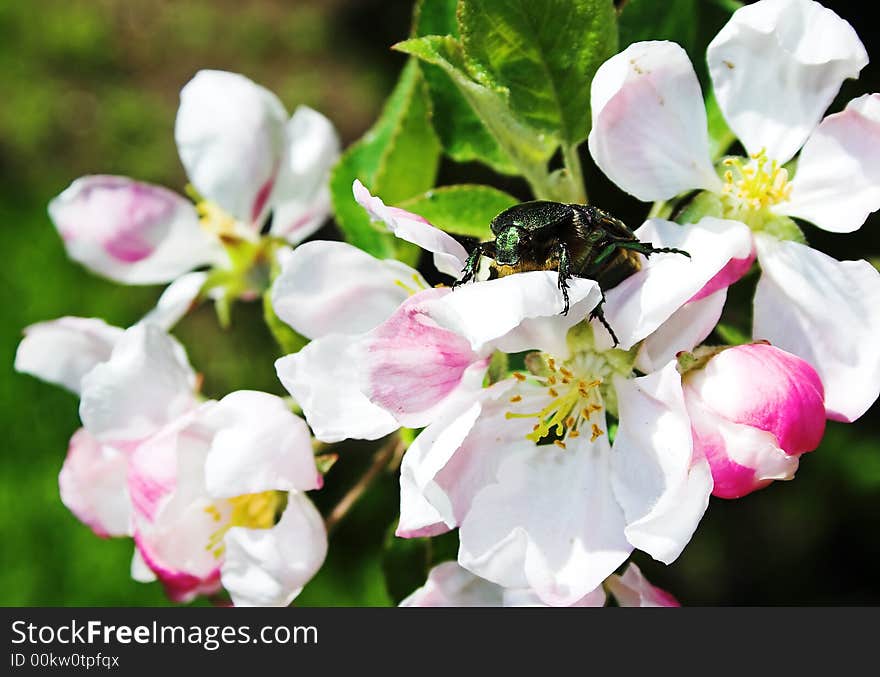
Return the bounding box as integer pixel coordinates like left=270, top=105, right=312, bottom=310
left=452, top=201, right=690, bottom=346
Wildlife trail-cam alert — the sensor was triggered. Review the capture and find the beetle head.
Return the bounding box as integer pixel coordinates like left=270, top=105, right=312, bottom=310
left=495, top=226, right=528, bottom=265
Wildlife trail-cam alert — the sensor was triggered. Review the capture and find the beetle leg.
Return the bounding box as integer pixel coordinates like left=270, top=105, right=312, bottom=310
left=589, top=291, right=620, bottom=347
left=453, top=242, right=487, bottom=289
left=591, top=240, right=690, bottom=268
left=556, top=241, right=572, bottom=315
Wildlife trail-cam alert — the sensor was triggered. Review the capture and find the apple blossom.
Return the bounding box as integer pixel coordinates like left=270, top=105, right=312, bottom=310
left=48, top=70, right=340, bottom=334
left=588, top=0, right=880, bottom=422
left=681, top=343, right=826, bottom=499
left=128, top=390, right=326, bottom=606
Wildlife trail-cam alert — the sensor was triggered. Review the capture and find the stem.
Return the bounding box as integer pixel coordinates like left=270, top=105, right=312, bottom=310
left=648, top=200, right=673, bottom=219
left=324, top=433, right=403, bottom=536
left=562, top=143, right=588, bottom=204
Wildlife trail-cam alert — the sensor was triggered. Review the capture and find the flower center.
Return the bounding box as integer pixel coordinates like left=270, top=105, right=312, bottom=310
left=720, top=149, right=792, bottom=215
left=505, top=357, right=605, bottom=449
left=204, top=491, right=284, bottom=559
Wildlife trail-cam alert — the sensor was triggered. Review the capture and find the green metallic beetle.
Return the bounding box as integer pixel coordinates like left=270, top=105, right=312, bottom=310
left=452, top=201, right=689, bottom=345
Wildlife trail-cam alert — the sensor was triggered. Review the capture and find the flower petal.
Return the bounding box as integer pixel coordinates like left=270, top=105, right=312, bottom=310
left=48, top=176, right=223, bottom=284
left=635, top=290, right=728, bottom=374
left=606, top=563, right=680, bottom=607
left=458, top=429, right=632, bottom=606
left=596, top=218, right=753, bottom=350
left=588, top=41, right=721, bottom=201
left=356, top=289, right=489, bottom=429
left=400, top=562, right=504, bottom=607
left=275, top=334, right=399, bottom=443
left=611, top=363, right=712, bottom=564
left=140, top=271, right=207, bottom=331
left=778, top=94, right=880, bottom=233
left=707, top=0, right=868, bottom=163
left=203, top=390, right=320, bottom=498
left=502, top=585, right=607, bottom=607
left=754, top=235, right=880, bottom=422
left=353, top=180, right=469, bottom=277
left=426, top=271, right=601, bottom=355
left=15, top=316, right=123, bottom=394
left=270, top=240, right=423, bottom=340
left=221, top=492, right=327, bottom=607
left=269, top=106, right=340, bottom=243
left=79, top=323, right=198, bottom=444
left=397, top=380, right=527, bottom=536
left=59, top=428, right=131, bottom=537
left=175, top=70, right=288, bottom=224
left=686, top=395, right=800, bottom=499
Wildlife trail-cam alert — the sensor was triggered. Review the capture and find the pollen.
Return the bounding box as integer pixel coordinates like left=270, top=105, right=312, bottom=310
left=721, top=149, right=792, bottom=212
left=590, top=424, right=604, bottom=442
left=204, top=491, right=284, bottom=559
left=505, top=367, right=605, bottom=448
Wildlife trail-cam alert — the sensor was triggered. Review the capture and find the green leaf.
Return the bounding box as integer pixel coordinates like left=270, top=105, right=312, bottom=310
left=329, top=59, right=441, bottom=261
left=413, top=0, right=518, bottom=174
left=398, top=184, right=517, bottom=239
left=457, top=0, right=618, bottom=146
left=395, top=35, right=556, bottom=180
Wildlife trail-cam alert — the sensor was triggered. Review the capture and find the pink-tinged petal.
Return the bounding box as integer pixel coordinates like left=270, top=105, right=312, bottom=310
left=79, top=323, right=198, bottom=445
left=426, top=271, right=600, bottom=355
left=400, top=562, right=504, bottom=607
left=588, top=41, right=721, bottom=202
left=127, top=406, right=212, bottom=524
left=275, top=334, right=399, bottom=443
left=458, top=428, right=632, bottom=607
left=59, top=428, right=132, bottom=538
left=611, top=363, right=712, bottom=563
left=271, top=240, right=423, bottom=340
left=707, top=0, right=868, bottom=163
left=269, top=106, right=340, bottom=243
left=353, top=180, right=469, bottom=277
left=686, top=395, right=800, bottom=499
left=48, top=176, right=224, bottom=284
left=607, top=563, right=680, bottom=607
left=134, top=531, right=222, bottom=604
left=689, top=248, right=756, bottom=302
left=15, top=316, right=123, bottom=394
left=357, top=289, right=489, bottom=429
left=754, top=236, right=880, bottom=422
left=221, top=493, right=327, bottom=607
left=203, top=390, right=320, bottom=498
left=140, top=271, right=207, bottom=331
left=596, top=218, right=753, bottom=350
left=175, top=70, right=288, bottom=225
left=686, top=343, right=826, bottom=455
left=778, top=94, right=880, bottom=233
left=398, top=380, right=527, bottom=536
left=635, top=289, right=728, bottom=374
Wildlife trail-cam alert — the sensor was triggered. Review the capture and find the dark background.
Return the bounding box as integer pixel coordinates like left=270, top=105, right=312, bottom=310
left=1, top=0, right=878, bottom=605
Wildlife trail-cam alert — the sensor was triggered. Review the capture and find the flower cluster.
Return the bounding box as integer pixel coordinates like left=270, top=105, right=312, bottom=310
left=15, top=0, right=880, bottom=606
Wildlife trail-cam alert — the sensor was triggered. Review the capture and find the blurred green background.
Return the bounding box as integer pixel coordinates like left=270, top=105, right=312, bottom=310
left=2, top=0, right=879, bottom=606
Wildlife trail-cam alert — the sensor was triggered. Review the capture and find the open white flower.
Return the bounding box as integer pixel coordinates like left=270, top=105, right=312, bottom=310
left=50, top=70, right=339, bottom=287
left=589, top=0, right=880, bottom=421
left=128, top=391, right=325, bottom=606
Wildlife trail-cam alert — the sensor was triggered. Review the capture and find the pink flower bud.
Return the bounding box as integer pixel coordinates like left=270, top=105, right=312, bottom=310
left=682, top=343, right=826, bottom=498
